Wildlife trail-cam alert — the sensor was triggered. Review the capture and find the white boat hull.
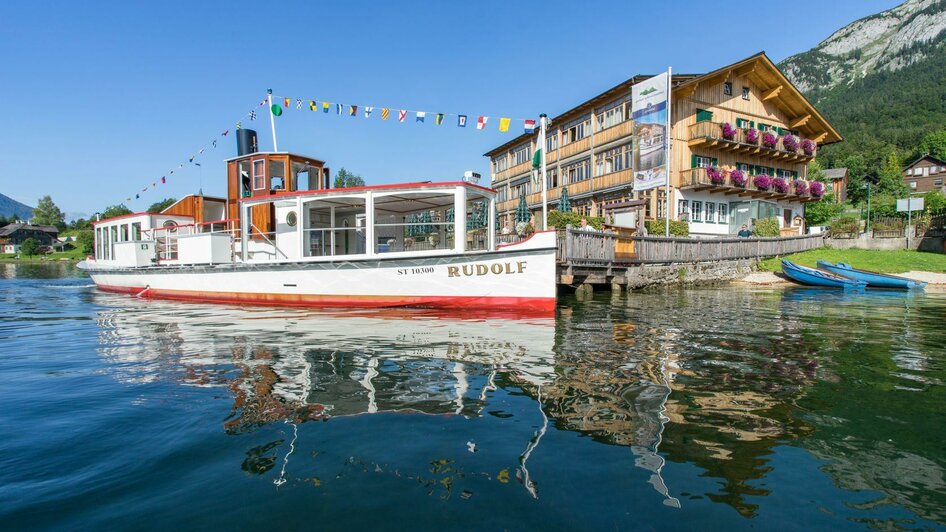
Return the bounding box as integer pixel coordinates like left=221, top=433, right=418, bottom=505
left=80, top=233, right=557, bottom=311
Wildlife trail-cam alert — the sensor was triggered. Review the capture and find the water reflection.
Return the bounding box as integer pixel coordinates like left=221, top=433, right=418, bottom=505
left=85, top=284, right=946, bottom=526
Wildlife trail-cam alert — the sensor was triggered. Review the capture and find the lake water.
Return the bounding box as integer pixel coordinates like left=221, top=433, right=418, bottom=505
left=2, top=263, right=945, bottom=530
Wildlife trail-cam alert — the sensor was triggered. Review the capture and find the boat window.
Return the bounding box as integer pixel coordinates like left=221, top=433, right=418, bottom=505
left=466, top=195, right=490, bottom=251
left=239, top=161, right=252, bottom=198
left=131, top=223, right=141, bottom=240
left=374, top=191, right=456, bottom=254
left=252, top=160, right=265, bottom=190
left=269, top=160, right=286, bottom=191
left=303, top=197, right=366, bottom=257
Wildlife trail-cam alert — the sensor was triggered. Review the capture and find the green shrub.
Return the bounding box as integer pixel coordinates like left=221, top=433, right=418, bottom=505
left=547, top=210, right=604, bottom=229
left=645, top=219, right=689, bottom=237
left=872, top=217, right=904, bottom=231
left=752, top=217, right=780, bottom=237
left=804, top=196, right=845, bottom=226
left=829, top=216, right=860, bottom=235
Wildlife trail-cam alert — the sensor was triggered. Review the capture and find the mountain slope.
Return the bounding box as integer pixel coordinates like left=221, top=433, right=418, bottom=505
left=780, top=0, right=946, bottom=93
left=0, top=193, right=34, bottom=220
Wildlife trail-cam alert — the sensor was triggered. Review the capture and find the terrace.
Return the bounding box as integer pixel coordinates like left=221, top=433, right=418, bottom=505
left=677, top=167, right=823, bottom=203
left=688, top=121, right=818, bottom=162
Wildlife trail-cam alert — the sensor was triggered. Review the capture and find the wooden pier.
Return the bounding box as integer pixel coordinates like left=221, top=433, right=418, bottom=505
left=553, top=228, right=824, bottom=287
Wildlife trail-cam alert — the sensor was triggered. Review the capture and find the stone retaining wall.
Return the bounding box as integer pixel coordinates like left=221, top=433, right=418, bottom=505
left=826, top=234, right=945, bottom=253
left=623, top=258, right=758, bottom=289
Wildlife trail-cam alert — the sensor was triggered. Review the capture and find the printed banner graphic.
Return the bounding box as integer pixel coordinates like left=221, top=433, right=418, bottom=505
left=631, top=72, right=669, bottom=192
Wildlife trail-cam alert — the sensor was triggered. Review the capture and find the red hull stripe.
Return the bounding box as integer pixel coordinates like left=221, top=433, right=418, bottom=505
left=95, top=284, right=556, bottom=311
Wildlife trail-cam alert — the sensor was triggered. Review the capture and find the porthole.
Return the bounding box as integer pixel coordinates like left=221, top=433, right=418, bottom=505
left=286, top=211, right=297, bottom=227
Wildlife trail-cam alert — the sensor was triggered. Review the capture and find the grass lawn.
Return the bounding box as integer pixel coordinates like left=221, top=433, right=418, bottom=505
left=759, top=249, right=946, bottom=273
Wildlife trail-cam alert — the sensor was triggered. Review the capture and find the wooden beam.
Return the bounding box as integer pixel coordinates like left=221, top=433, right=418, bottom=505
left=677, top=83, right=698, bottom=99
left=734, top=62, right=757, bottom=77
left=789, top=114, right=811, bottom=128
left=762, top=85, right=783, bottom=101
left=812, top=132, right=828, bottom=143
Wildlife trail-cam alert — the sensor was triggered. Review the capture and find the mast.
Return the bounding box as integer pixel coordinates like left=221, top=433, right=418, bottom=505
left=267, top=88, right=279, bottom=152
left=539, top=114, right=549, bottom=231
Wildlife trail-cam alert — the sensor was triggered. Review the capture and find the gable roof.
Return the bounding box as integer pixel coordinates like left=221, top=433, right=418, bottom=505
left=0, top=223, right=59, bottom=237
left=484, top=51, right=842, bottom=158
left=822, top=168, right=848, bottom=180
left=903, top=154, right=946, bottom=170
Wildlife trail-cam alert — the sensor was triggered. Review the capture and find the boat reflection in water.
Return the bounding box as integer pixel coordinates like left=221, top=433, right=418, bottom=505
left=92, top=293, right=680, bottom=504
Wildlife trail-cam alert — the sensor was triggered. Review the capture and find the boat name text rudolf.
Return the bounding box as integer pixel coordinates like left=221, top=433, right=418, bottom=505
left=447, top=261, right=527, bottom=278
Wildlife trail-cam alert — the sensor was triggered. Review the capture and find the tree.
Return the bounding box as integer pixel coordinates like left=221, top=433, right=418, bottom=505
left=804, top=196, right=845, bottom=226
left=333, top=168, right=366, bottom=189
left=876, top=150, right=907, bottom=197
left=924, top=190, right=946, bottom=216
left=915, top=130, right=946, bottom=161
left=20, top=237, right=38, bottom=258
left=32, top=195, right=66, bottom=230
left=147, top=198, right=177, bottom=213
left=69, top=218, right=92, bottom=231
left=0, top=215, right=7, bottom=227
left=76, top=230, right=95, bottom=254
left=101, top=204, right=132, bottom=220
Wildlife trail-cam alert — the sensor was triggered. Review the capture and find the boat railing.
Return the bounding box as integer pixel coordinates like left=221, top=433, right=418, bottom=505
left=249, top=224, right=288, bottom=260
left=302, top=227, right=365, bottom=257
left=374, top=220, right=454, bottom=254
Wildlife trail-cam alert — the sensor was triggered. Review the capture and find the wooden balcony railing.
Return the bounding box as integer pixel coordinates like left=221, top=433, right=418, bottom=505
left=497, top=169, right=635, bottom=212
left=688, top=121, right=817, bottom=161
left=594, top=120, right=634, bottom=145
left=678, top=167, right=815, bottom=201
left=559, top=137, right=591, bottom=159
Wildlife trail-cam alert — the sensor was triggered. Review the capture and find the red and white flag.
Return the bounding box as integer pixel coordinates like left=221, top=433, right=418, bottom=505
left=476, top=116, right=488, bottom=130
left=398, top=110, right=408, bottom=122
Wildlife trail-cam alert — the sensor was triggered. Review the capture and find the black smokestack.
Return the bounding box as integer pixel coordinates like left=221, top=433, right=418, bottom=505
left=237, top=129, right=258, bottom=156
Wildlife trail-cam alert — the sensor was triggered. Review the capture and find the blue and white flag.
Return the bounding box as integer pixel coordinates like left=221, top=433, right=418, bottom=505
left=416, top=111, right=426, bottom=123
left=364, top=106, right=374, bottom=118
left=458, top=115, right=467, bottom=127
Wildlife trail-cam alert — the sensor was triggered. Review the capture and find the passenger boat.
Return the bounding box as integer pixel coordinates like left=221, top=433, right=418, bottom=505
left=78, top=129, right=557, bottom=311
left=816, top=260, right=927, bottom=290
left=781, top=259, right=867, bottom=289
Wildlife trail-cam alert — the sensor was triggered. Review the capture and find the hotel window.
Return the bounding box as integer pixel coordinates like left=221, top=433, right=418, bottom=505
left=657, top=190, right=666, bottom=219
left=595, top=143, right=630, bottom=176
left=252, top=160, right=266, bottom=190
left=910, top=181, right=917, bottom=189
left=547, top=168, right=559, bottom=189
left=705, top=202, right=716, bottom=223
left=691, top=201, right=703, bottom=222
left=724, top=82, right=732, bottom=96
left=718, top=203, right=728, bottom=223
left=736, top=118, right=754, bottom=129
left=677, top=199, right=689, bottom=221
left=922, top=167, right=930, bottom=176
left=563, top=116, right=590, bottom=144
left=695, top=109, right=713, bottom=123
left=513, top=144, right=531, bottom=165
left=595, top=100, right=625, bottom=131
left=546, top=131, right=559, bottom=152
left=563, top=158, right=590, bottom=184
left=777, top=169, right=793, bottom=179
left=692, top=155, right=715, bottom=168
left=935, top=178, right=944, bottom=186
left=742, top=87, right=750, bottom=100
left=493, top=155, right=509, bottom=173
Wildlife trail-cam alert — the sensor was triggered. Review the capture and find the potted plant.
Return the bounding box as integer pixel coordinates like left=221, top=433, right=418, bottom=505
left=772, top=176, right=789, bottom=193
left=731, top=169, right=747, bottom=187
left=706, top=166, right=725, bottom=185
left=753, top=174, right=772, bottom=191
left=762, top=131, right=779, bottom=149
left=782, top=134, right=799, bottom=152
left=721, top=122, right=736, bottom=140
left=801, top=139, right=817, bottom=156
left=745, top=128, right=759, bottom=144
left=810, top=181, right=825, bottom=198
left=793, top=179, right=809, bottom=195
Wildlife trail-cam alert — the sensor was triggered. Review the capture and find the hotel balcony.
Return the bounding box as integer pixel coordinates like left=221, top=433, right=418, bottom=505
left=688, top=122, right=817, bottom=162
left=497, top=169, right=633, bottom=213
left=677, top=167, right=820, bottom=203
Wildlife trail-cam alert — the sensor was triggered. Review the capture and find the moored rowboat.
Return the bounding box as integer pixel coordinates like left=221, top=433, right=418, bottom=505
left=781, top=259, right=867, bottom=289
left=816, top=261, right=927, bottom=290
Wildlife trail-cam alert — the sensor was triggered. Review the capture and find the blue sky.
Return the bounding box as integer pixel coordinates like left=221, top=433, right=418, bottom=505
left=0, top=0, right=900, bottom=217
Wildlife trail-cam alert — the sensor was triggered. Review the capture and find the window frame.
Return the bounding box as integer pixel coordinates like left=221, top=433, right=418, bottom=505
left=252, top=159, right=266, bottom=191
left=741, top=87, right=750, bottom=100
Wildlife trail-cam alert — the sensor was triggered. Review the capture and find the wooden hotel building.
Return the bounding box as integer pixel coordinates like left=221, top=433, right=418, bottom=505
left=484, top=52, right=842, bottom=236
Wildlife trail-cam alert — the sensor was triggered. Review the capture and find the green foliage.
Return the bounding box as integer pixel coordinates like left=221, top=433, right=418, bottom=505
left=69, top=218, right=92, bottom=231
left=32, top=195, right=65, bottom=230
left=645, top=219, right=689, bottom=237
left=547, top=210, right=604, bottom=229
left=876, top=151, right=907, bottom=197
left=915, top=130, right=946, bottom=161
left=19, top=237, right=38, bottom=257
left=759, top=248, right=946, bottom=274
left=0, top=215, right=7, bottom=227
left=924, top=189, right=946, bottom=215
left=333, top=168, right=366, bottom=189
left=808, top=158, right=826, bottom=182
left=872, top=217, right=904, bottom=231
left=867, top=194, right=899, bottom=219
left=76, top=230, right=94, bottom=254
left=147, top=198, right=177, bottom=213
left=752, top=217, right=780, bottom=237
left=804, top=196, right=845, bottom=226
left=101, top=204, right=132, bottom=220
left=829, top=216, right=860, bottom=235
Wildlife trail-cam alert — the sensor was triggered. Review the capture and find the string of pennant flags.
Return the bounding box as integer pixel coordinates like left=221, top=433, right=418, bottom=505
left=121, top=96, right=271, bottom=204
left=271, top=93, right=538, bottom=134
left=122, top=91, right=538, bottom=206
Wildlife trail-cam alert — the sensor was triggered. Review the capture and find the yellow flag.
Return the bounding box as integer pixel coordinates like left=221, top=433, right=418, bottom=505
left=284, top=97, right=290, bottom=108
left=499, top=117, right=511, bottom=132
left=309, top=100, right=316, bottom=111
left=381, top=107, right=390, bottom=120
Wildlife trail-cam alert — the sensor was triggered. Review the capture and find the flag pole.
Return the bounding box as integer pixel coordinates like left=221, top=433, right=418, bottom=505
left=664, top=67, right=672, bottom=238
left=267, top=88, right=279, bottom=152
left=540, top=114, right=549, bottom=230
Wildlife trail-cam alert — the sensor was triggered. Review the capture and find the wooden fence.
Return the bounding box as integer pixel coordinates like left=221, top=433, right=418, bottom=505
left=557, top=228, right=823, bottom=265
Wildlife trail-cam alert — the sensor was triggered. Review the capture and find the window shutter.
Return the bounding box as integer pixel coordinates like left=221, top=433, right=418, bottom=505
left=712, top=158, right=718, bottom=166
left=750, top=121, right=755, bottom=128
left=691, top=154, right=697, bottom=168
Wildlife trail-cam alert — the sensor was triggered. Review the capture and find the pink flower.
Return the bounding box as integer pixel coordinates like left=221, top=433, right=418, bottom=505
left=782, top=134, right=799, bottom=152
left=772, top=177, right=789, bottom=193
left=745, top=128, right=759, bottom=143
left=810, top=181, right=825, bottom=197
left=794, top=180, right=809, bottom=195
left=801, top=139, right=817, bottom=156
left=721, top=122, right=737, bottom=140
left=731, top=169, right=747, bottom=186
left=762, top=131, right=779, bottom=148
left=706, top=166, right=725, bottom=185
left=753, top=174, right=772, bottom=191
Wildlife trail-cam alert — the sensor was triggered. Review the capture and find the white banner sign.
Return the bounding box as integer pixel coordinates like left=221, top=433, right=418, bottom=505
left=897, top=197, right=924, bottom=212
left=632, top=72, right=670, bottom=192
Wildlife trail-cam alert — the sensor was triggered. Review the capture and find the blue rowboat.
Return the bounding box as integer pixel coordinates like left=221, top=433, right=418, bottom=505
left=816, top=260, right=927, bottom=290
left=781, top=260, right=867, bottom=289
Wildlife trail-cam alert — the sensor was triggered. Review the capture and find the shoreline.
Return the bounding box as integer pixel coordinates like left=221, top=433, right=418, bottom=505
left=737, top=270, right=946, bottom=290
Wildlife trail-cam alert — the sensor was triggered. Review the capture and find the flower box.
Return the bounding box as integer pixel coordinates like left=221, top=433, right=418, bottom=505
left=801, top=139, right=817, bottom=156
left=721, top=123, right=736, bottom=141
left=810, top=181, right=825, bottom=198
left=753, top=174, right=772, bottom=191
left=762, top=131, right=779, bottom=149
left=772, top=177, right=789, bottom=193
left=731, top=169, right=747, bottom=187
left=794, top=180, right=809, bottom=195
left=782, top=134, right=799, bottom=152
left=706, top=166, right=725, bottom=185
left=745, top=128, right=759, bottom=144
